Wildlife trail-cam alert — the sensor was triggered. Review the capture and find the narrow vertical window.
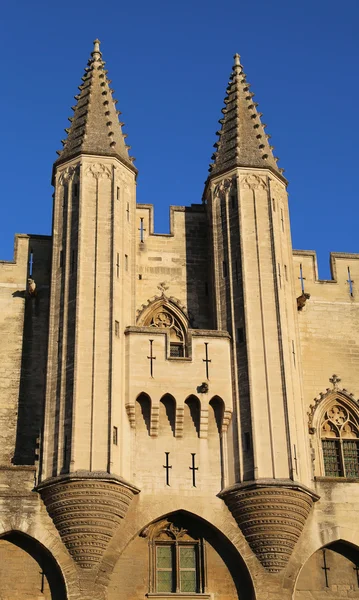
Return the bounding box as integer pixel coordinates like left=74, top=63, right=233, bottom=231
left=115, top=320, right=120, bottom=337
left=116, top=186, right=120, bottom=200
left=231, top=194, right=236, bottom=209
left=138, top=274, right=142, bottom=280
left=280, top=208, right=284, bottom=232
left=272, top=198, right=276, bottom=212
left=126, top=202, right=130, bottom=222
left=73, top=183, right=78, bottom=198
left=125, top=254, right=128, bottom=271
left=29, top=249, right=34, bottom=276
left=278, top=263, right=282, bottom=288
left=223, top=261, right=227, bottom=278
left=113, top=426, right=118, bottom=445
left=284, top=264, right=288, bottom=281
left=116, top=252, right=120, bottom=278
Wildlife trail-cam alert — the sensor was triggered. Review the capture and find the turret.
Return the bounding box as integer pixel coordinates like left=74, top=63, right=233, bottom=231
left=204, top=54, right=318, bottom=573
left=38, top=40, right=139, bottom=590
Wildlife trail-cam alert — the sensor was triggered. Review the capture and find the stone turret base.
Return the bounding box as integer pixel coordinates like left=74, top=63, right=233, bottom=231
left=219, top=479, right=319, bottom=573
left=38, top=471, right=139, bottom=570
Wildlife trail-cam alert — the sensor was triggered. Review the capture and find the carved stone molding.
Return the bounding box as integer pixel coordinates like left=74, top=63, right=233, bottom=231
left=199, top=408, right=209, bottom=439
left=136, top=294, right=190, bottom=326
left=222, top=410, right=232, bottom=433
left=58, top=164, right=79, bottom=184
left=239, top=173, right=267, bottom=190
left=214, top=177, right=236, bottom=200
left=38, top=473, right=139, bottom=570
left=85, top=162, right=112, bottom=179
left=219, top=480, right=319, bottom=572
left=150, top=404, right=160, bottom=437
left=125, top=403, right=136, bottom=428
left=175, top=406, right=184, bottom=438
left=307, top=380, right=358, bottom=434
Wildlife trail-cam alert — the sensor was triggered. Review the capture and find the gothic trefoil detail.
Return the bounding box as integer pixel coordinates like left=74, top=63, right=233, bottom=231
left=208, top=53, right=284, bottom=178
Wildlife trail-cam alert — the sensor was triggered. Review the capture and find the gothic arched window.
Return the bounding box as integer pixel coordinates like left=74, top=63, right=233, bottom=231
left=321, top=402, right=359, bottom=478
left=143, top=304, right=187, bottom=358
left=143, top=519, right=205, bottom=594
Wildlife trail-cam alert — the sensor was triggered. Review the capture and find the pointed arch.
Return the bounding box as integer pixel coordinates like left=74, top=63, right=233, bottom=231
left=295, top=540, right=359, bottom=598
left=185, top=395, right=201, bottom=436
left=0, top=530, right=67, bottom=599
left=137, top=297, right=190, bottom=357
left=309, top=389, right=359, bottom=478
left=160, top=394, right=176, bottom=435
left=135, top=392, right=152, bottom=435
left=134, top=510, right=254, bottom=600
left=209, top=396, right=225, bottom=434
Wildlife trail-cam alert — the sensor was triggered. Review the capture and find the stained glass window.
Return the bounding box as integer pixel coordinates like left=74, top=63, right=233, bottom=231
left=321, top=402, right=359, bottom=478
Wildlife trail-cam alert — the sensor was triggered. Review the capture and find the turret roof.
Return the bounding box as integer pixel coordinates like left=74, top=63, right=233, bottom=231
left=55, top=40, right=136, bottom=173
left=208, top=54, right=284, bottom=180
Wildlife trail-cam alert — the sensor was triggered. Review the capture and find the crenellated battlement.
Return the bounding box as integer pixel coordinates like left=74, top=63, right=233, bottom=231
left=136, top=202, right=205, bottom=239
left=293, top=250, right=359, bottom=302
left=0, top=234, right=52, bottom=287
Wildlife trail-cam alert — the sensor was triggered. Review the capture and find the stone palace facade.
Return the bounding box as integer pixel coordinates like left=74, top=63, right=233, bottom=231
left=0, top=40, right=359, bottom=600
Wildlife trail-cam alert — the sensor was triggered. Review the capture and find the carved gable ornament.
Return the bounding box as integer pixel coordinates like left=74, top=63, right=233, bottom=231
left=58, top=164, right=79, bottom=185
left=308, top=375, right=359, bottom=434
left=85, top=162, right=112, bottom=179
left=214, top=176, right=236, bottom=199
left=240, top=173, right=267, bottom=190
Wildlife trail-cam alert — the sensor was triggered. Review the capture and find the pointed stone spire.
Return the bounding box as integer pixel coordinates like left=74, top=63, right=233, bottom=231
left=55, top=39, right=136, bottom=172
left=208, top=54, right=284, bottom=179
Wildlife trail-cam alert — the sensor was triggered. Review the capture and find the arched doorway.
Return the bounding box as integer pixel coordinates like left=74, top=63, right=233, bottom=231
left=295, top=541, right=359, bottom=598
left=0, top=531, right=67, bottom=599
left=108, top=511, right=254, bottom=600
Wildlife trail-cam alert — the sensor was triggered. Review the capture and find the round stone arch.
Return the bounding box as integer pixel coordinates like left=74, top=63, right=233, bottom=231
left=106, top=509, right=255, bottom=600
left=0, top=529, right=68, bottom=599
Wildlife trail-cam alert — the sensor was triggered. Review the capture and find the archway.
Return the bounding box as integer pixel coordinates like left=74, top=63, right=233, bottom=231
left=0, top=531, right=67, bottom=599
left=107, top=510, right=254, bottom=600
left=295, top=541, right=359, bottom=598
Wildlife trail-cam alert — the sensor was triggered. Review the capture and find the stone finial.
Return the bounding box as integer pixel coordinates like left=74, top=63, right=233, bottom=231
left=92, top=38, right=101, bottom=59
left=329, top=374, right=341, bottom=390
left=233, top=53, right=241, bottom=67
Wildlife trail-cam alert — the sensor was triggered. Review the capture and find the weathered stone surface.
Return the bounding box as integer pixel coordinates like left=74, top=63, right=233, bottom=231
left=220, top=481, right=319, bottom=572
left=38, top=473, right=139, bottom=570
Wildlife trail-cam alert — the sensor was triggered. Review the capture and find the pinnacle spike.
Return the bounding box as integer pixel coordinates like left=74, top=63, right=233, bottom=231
left=207, top=52, right=284, bottom=179
left=54, top=38, right=137, bottom=173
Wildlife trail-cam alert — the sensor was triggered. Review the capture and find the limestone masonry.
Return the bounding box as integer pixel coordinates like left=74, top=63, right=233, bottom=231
left=0, top=39, right=358, bottom=599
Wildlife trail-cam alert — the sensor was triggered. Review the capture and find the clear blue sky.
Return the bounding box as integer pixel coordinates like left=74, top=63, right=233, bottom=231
left=1, top=0, right=358, bottom=278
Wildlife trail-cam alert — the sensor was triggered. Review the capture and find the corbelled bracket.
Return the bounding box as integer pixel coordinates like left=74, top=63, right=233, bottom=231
left=219, top=480, right=319, bottom=572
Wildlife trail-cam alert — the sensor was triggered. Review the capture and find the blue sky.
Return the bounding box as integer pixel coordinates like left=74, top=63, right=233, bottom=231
left=1, top=0, right=358, bottom=278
